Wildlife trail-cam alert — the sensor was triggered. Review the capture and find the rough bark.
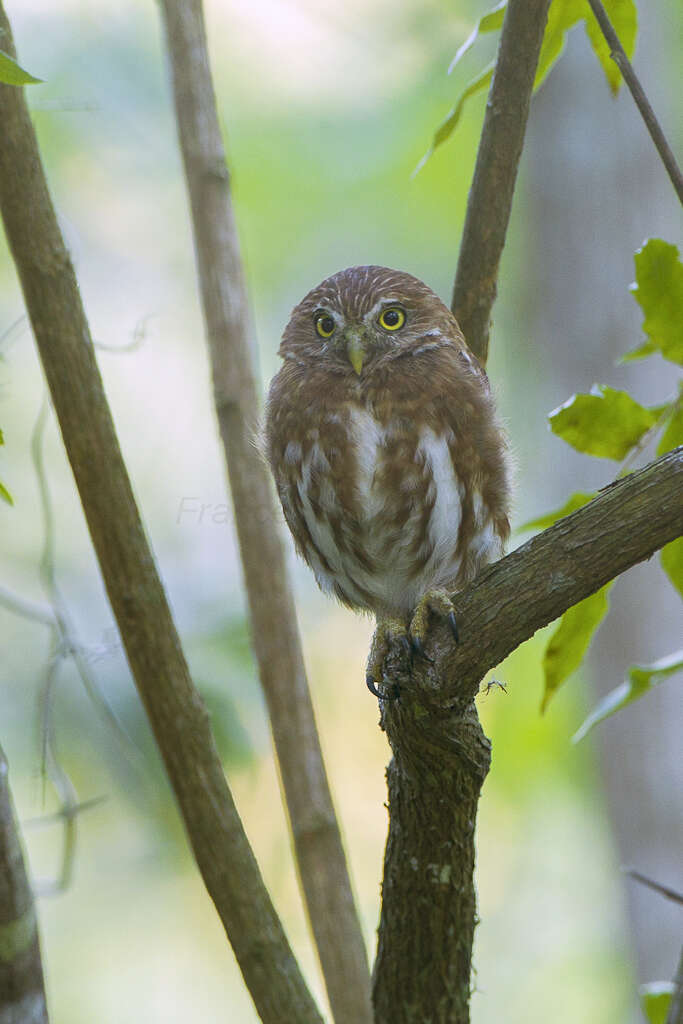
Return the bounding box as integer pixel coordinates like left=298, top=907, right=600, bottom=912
left=451, top=0, right=552, bottom=366
left=0, top=7, right=322, bottom=1022
left=0, top=746, right=49, bottom=1024
left=373, top=706, right=489, bottom=1024
left=373, top=448, right=682, bottom=1022
left=157, top=2, right=372, bottom=1021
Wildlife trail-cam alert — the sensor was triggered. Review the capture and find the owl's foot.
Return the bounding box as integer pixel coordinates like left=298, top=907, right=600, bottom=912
left=366, top=617, right=407, bottom=700
left=409, top=589, right=459, bottom=656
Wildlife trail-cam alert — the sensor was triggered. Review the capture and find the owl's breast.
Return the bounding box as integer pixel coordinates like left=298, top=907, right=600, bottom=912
left=271, top=394, right=501, bottom=617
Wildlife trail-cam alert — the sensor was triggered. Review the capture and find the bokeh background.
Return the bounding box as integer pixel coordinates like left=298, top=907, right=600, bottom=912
left=1, top=0, right=681, bottom=1021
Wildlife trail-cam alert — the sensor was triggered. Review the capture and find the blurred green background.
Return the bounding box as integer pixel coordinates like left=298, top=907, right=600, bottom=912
left=1, top=0, right=681, bottom=1021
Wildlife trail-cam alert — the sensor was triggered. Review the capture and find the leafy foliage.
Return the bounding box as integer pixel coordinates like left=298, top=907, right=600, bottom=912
left=536, top=239, right=681, bottom=715
left=413, top=64, right=493, bottom=175
left=573, top=650, right=683, bottom=741
left=626, top=240, right=683, bottom=364
left=542, top=584, right=613, bottom=712
left=0, top=49, right=42, bottom=86
left=639, top=983, right=674, bottom=1024
left=549, top=385, right=659, bottom=460
left=418, top=0, right=637, bottom=166
left=0, top=428, right=12, bottom=505
left=657, top=391, right=683, bottom=455
left=519, top=491, right=595, bottom=532
left=661, top=537, right=683, bottom=600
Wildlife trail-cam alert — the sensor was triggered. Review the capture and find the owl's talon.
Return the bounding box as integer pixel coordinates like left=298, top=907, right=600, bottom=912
left=365, top=673, right=400, bottom=701
left=409, top=588, right=460, bottom=656
left=398, top=634, right=412, bottom=657
left=411, top=635, right=434, bottom=663
left=366, top=616, right=409, bottom=701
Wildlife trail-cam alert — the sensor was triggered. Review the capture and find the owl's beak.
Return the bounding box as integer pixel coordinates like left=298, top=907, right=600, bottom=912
left=345, top=330, right=365, bottom=375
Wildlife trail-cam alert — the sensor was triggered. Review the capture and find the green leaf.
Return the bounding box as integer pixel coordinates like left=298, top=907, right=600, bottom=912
left=640, top=983, right=674, bottom=1024
left=423, top=0, right=637, bottom=161
left=447, top=0, right=507, bottom=75
left=661, top=537, right=683, bottom=600
left=584, top=0, right=637, bottom=95
left=629, top=240, right=683, bottom=365
left=535, top=0, right=583, bottom=89
left=619, top=339, right=656, bottom=363
left=573, top=650, right=683, bottom=742
left=0, top=429, right=11, bottom=504
left=549, top=385, right=659, bottom=460
left=519, top=491, right=596, bottom=532
left=0, top=49, right=42, bottom=86
left=414, top=62, right=494, bottom=174
left=541, top=583, right=613, bottom=712
left=657, top=398, right=683, bottom=456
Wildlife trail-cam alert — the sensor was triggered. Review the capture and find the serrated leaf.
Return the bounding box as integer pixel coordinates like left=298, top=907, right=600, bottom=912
left=584, top=0, right=637, bottom=95
left=549, top=385, right=659, bottom=460
left=518, top=491, right=596, bottom=532
left=573, top=651, right=683, bottom=742
left=0, top=481, right=13, bottom=506
left=661, top=537, right=683, bottom=600
left=640, top=983, right=674, bottom=1024
left=0, top=49, right=42, bottom=86
left=657, top=399, right=683, bottom=456
left=541, top=583, right=613, bottom=712
left=629, top=240, right=683, bottom=365
left=447, top=1, right=507, bottom=75
left=414, top=62, right=494, bottom=174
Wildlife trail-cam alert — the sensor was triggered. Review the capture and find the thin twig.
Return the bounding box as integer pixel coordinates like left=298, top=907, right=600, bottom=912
left=0, top=7, right=322, bottom=1022
left=586, top=0, right=683, bottom=207
left=625, top=868, right=683, bottom=906
left=30, top=396, right=137, bottom=754
left=451, top=0, right=552, bottom=366
left=0, top=583, right=55, bottom=626
left=23, top=795, right=107, bottom=830
left=157, top=3, right=373, bottom=1021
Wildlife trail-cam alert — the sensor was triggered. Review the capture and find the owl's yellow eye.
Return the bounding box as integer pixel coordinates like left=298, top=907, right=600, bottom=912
left=378, top=307, right=405, bottom=331
left=315, top=313, right=336, bottom=338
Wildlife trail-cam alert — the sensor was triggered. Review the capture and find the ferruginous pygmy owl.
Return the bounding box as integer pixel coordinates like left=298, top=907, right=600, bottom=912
left=265, top=266, right=511, bottom=698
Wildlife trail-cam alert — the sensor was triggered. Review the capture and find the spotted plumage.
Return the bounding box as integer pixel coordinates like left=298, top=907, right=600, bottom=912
left=265, top=266, right=510, bottom=691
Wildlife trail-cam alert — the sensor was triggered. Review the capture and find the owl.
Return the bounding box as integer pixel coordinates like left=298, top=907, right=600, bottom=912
left=265, top=266, right=511, bottom=698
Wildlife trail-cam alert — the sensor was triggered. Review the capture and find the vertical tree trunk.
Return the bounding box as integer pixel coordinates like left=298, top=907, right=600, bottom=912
left=373, top=691, right=491, bottom=1024
left=0, top=746, right=49, bottom=1024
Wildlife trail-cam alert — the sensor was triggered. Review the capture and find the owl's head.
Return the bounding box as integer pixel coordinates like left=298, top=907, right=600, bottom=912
left=280, top=266, right=461, bottom=375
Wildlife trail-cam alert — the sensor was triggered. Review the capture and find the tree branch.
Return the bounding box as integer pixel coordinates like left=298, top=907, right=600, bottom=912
left=0, top=744, right=49, bottom=1024
left=586, top=0, right=683, bottom=206
left=373, top=447, right=682, bottom=1022
left=157, top=2, right=372, bottom=1021
left=451, top=0, right=552, bottom=366
left=426, top=447, right=683, bottom=706
left=0, top=6, right=322, bottom=1022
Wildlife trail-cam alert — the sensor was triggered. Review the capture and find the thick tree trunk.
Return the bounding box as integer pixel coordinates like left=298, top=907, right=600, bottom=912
left=373, top=702, right=490, bottom=1024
